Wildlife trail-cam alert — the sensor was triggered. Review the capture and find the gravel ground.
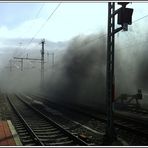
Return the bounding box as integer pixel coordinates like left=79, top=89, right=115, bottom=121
left=34, top=98, right=148, bottom=146
left=0, top=93, right=12, bottom=120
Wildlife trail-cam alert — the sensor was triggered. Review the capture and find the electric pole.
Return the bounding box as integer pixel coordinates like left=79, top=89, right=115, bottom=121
left=47, top=51, right=49, bottom=67
left=14, top=41, right=47, bottom=89
left=13, top=57, right=24, bottom=71
left=106, top=3, right=116, bottom=143
left=21, top=58, right=23, bottom=71
left=41, top=39, right=45, bottom=88
left=105, top=2, right=133, bottom=144
left=5, top=59, right=15, bottom=72
left=47, top=52, right=54, bottom=72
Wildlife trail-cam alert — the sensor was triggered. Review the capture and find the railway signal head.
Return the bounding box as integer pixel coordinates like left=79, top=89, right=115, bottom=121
left=117, top=2, right=133, bottom=31
left=117, top=7, right=133, bottom=25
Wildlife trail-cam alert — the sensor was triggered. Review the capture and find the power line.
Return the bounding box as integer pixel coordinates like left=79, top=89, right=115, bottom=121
left=16, top=4, right=45, bottom=57
left=18, top=7, right=148, bottom=60
left=22, top=2, right=62, bottom=57
left=67, top=13, right=148, bottom=51
left=35, top=3, right=45, bottom=18
left=133, top=14, right=148, bottom=23
left=25, top=12, right=148, bottom=61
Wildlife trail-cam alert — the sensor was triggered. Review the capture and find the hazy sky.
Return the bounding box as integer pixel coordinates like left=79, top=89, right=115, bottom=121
left=0, top=2, right=147, bottom=42
left=0, top=2, right=107, bottom=42
left=0, top=2, right=148, bottom=61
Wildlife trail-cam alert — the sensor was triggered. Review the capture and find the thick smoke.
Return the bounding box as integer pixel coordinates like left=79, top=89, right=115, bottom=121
left=44, top=33, right=107, bottom=111
left=1, top=29, right=148, bottom=110
left=0, top=61, right=41, bottom=93
left=44, top=31, right=148, bottom=110
left=0, top=39, right=68, bottom=94
left=115, top=30, right=148, bottom=96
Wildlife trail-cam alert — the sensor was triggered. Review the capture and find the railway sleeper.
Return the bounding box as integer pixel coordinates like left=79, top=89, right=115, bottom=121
left=31, top=127, right=57, bottom=131
left=25, top=118, right=45, bottom=121
left=32, top=128, right=58, bottom=132
left=33, top=130, right=60, bottom=134
left=44, top=140, right=74, bottom=146
left=16, top=127, right=27, bottom=130
left=30, top=124, right=53, bottom=128
left=17, top=129, right=28, bottom=133
left=15, top=125, right=24, bottom=128
left=38, top=136, right=70, bottom=142
left=21, top=135, right=32, bottom=140
left=32, top=125, right=53, bottom=128
left=18, top=132, right=30, bottom=136
left=36, top=133, right=64, bottom=138
left=27, top=121, right=48, bottom=124
left=62, top=127, right=70, bottom=130
left=25, top=143, right=36, bottom=146
left=21, top=138, right=35, bottom=144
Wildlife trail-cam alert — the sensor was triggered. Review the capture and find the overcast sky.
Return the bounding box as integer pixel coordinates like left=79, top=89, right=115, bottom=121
left=0, top=2, right=107, bottom=42
left=0, top=2, right=148, bottom=62
left=0, top=2, right=147, bottom=42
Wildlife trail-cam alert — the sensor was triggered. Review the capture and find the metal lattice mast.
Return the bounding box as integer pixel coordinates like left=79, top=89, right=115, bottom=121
left=106, top=2, right=116, bottom=142
left=105, top=2, right=133, bottom=143
left=41, top=39, right=45, bottom=88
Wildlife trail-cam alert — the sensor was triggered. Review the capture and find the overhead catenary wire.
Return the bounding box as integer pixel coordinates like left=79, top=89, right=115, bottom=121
left=35, top=3, right=45, bottom=18
left=24, top=12, right=148, bottom=61
left=61, top=13, right=148, bottom=52
left=19, top=4, right=45, bottom=40
left=45, top=13, right=148, bottom=69
left=133, top=14, right=148, bottom=23
left=21, top=2, right=62, bottom=57
left=16, top=5, right=148, bottom=61
left=7, top=6, right=148, bottom=73
left=14, top=3, right=45, bottom=57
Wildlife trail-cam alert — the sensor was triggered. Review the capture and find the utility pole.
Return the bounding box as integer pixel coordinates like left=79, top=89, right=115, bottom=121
left=106, top=2, right=115, bottom=143
left=47, top=52, right=54, bottom=72
left=105, top=2, right=133, bottom=144
left=40, top=39, right=45, bottom=88
left=5, top=59, right=16, bottom=72
left=13, top=57, right=24, bottom=71
left=14, top=41, right=47, bottom=88
left=47, top=51, right=49, bottom=66
left=21, top=58, right=23, bottom=71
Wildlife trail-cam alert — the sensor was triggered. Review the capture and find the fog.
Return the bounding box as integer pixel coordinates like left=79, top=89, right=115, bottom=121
left=0, top=29, right=148, bottom=110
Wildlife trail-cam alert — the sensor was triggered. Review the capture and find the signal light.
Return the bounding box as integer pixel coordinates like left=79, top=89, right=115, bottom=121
left=117, top=2, right=133, bottom=31
left=117, top=7, right=133, bottom=25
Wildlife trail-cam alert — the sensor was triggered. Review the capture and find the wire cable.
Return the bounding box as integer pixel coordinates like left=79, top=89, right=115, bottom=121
left=16, top=4, right=45, bottom=57
left=23, top=2, right=62, bottom=54
left=18, top=6, right=148, bottom=59
left=133, top=14, right=148, bottom=23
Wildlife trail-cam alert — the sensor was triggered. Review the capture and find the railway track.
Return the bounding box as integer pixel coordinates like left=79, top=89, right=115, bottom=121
left=7, top=94, right=88, bottom=146
left=27, top=93, right=148, bottom=138
left=115, top=102, right=148, bottom=116
left=18, top=93, right=104, bottom=145
left=124, top=105, right=148, bottom=115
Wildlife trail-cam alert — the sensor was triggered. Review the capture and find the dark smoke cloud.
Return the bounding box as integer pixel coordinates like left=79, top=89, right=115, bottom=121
left=44, top=31, right=148, bottom=110
left=1, top=29, right=148, bottom=110
left=115, top=31, right=148, bottom=96
left=44, top=33, right=107, bottom=111
left=135, top=47, right=148, bottom=92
